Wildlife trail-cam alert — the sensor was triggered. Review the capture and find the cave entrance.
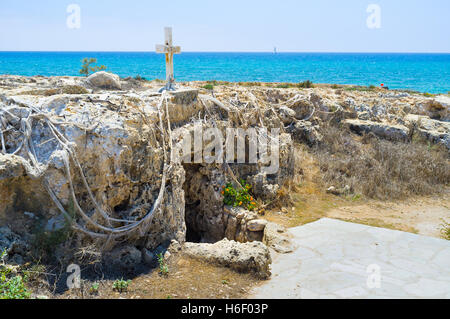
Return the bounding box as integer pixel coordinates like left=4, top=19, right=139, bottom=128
left=182, top=164, right=226, bottom=244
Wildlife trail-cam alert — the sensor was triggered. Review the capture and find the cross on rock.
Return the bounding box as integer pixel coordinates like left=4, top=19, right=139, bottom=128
left=156, top=27, right=181, bottom=92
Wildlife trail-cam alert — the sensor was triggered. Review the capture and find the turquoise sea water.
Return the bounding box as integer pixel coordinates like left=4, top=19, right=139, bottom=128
left=0, top=52, right=449, bottom=94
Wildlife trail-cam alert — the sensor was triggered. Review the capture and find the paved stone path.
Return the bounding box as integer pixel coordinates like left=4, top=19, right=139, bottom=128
left=250, top=218, right=450, bottom=299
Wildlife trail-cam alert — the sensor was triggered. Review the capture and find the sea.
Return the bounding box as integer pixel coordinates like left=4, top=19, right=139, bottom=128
left=0, top=52, right=449, bottom=94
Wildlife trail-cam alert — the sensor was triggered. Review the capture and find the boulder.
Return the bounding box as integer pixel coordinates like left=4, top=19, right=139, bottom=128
left=105, top=245, right=142, bottom=273
left=183, top=239, right=272, bottom=279
left=278, top=106, right=296, bottom=124
left=86, top=71, right=122, bottom=90
left=427, top=96, right=450, bottom=121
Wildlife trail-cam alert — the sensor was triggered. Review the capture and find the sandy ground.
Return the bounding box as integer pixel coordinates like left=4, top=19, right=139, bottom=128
left=325, top=194, right=450, bottom=238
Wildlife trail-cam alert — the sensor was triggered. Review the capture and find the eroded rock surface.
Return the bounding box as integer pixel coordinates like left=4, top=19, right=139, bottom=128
left=183, top=239, right=272, bottom=279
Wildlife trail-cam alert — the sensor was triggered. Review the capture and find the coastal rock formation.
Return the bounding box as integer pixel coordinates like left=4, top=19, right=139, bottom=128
left=0, top=73, right=449, bottom=271
left=0, top=74, right=294, bottom=267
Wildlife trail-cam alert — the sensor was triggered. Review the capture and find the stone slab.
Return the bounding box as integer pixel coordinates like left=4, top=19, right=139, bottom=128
left=250, top=218, right=450, bottom=299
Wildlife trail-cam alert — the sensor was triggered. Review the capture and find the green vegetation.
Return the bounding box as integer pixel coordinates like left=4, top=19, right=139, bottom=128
left=80, top=58, right=107, bottom=77
left=344, top=85, right=377, bottom=92
left=113, top=278, right=131, bottom=293
left=202, top=84, right=214, bottom=90
left=32, top=215, right=73, bottom=261
left=222, top=180, right=257, bottom=211
left=134, top=75, right=147, bottom=81
left=297, top=80, right=314, bottom=88
left=0, top=249, right=31, bottom=299
left=157, top=253, right=169, bottom=276
left=274, top=80, right=314, bottom=89
left=442, top=222, right=450, bottom=240
left=89, top=282, right=100, bottom=294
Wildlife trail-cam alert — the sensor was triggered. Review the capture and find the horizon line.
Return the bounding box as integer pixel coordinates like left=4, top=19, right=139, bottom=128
left=1, top=50, right=450, bottom=54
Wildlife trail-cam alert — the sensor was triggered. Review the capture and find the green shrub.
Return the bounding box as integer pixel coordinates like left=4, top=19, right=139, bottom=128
left=442, top=222, right=450, bottom=240
left=90, top=282, right=100, bottom=294
left=80, top=58, right=107, bottom=77
left=0, top=275, right=31, bottom=299
left=202, top=84, right=214, bottom=90
left=222, top=180, right=256, bottom=211
left=157, top=253, right=169, bottom=276
left=134, top=75, right=147, bottom=81
left=0, top=250, right=31, bottom=299
left=113, top=279, right=131, bottom=293
left=297, top=80, right=313, bottom=88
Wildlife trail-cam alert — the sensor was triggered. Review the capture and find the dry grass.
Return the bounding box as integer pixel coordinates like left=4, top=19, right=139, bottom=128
left=57, top=254, right=260, bottom=299
left=313, top=124, right=450, bottom=200
left=19, top=85, right=88, bottom=96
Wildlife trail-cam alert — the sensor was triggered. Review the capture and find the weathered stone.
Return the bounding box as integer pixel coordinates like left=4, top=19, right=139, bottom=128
left=263, top=222, right=295, bottom=254
left=278, top=106, right=296, bottom=124
left=406, top=114, right=450, bottom=149
left=141, top=248, right=155, bottom=265
left=86, top=71, right=122, bottom=90
left=183, top=239, right=272, bottom=279
left=344, top=119, right=409, bottom=141
left=247, top=219, right=268, bottom=232
left=105, top=245, right=142, bottom=273
left=286, top=120, right=322, bottom=145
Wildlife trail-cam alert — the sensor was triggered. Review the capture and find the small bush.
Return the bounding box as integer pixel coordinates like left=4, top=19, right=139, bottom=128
left=222, top=180, right=257, bottom=211
left=297, top=80, right=313, bottom=88
left=157, top=253, right=169, bottom=276
left=202, top=84, right=214, bottom=90
left=80, top=58, right=107, bottom=77
left=442, top=222, right=450, bottom=240
left=134, top=75, right=147, bottom=81
left=113, top=279, right=131, bottom=293
left=0, top=250, right=31, bottom=299
left=89, top=282, right=100, bottom=295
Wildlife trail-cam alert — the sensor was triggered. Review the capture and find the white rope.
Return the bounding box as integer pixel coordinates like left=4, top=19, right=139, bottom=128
left=0, top=92, right=173, bottom=240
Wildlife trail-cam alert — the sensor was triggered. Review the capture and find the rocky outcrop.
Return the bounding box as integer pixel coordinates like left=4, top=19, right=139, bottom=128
left=344, top=119, right=410, bottom=142
left=406, top=114, right=450, bottom=149
left=286, top=120, right=322, bottom=145
left=183, top=239, right=272, bottom=279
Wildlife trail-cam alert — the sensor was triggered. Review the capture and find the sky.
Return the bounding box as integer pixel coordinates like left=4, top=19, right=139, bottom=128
left=0, top=0, right=449, bottom=52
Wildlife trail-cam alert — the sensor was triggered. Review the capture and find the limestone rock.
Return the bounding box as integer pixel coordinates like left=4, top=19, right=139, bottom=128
left=406, top=114, right=450, bottom=149
left=247, top=219, right=268, bottom=232
left=183, top=239, right=272, bottom=279
left=344, top=119, right=409, bottom=142
left=105, top=245, right=142, bottom=273
left=86, top=71, right=122, bottom=90
left=286, top=120, right=322, bottom=145
left=278, top=106, right=296, bottom=124
left=263, top=222, right=295, bottom=254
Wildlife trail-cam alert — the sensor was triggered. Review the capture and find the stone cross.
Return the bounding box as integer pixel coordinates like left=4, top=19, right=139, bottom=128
left=156, top=27, right=181, bottom=92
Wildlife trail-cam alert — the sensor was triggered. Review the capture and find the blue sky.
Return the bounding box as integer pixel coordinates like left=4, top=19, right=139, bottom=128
left=0, top=0, right=449, bottom=52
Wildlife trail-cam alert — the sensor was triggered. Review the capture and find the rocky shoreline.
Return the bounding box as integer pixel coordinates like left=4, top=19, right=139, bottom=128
left=0, top=72, right=449, bottom=298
